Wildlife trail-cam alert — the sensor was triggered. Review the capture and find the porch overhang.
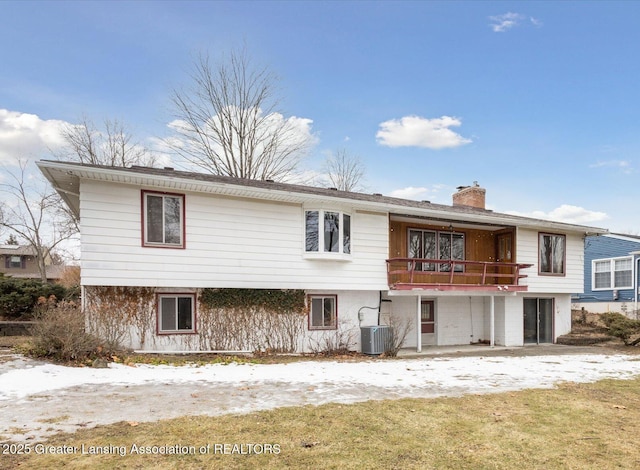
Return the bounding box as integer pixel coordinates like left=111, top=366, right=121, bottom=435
left=389, top=283, right=528, bottom=293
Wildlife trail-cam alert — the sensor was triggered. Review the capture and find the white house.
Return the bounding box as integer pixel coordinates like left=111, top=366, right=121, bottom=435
left=37, top=160, right=607, bottom=353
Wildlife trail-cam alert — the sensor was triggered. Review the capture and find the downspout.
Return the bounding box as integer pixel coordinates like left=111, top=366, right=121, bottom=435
left=635, top=254, right=640, bottom=319
left=630, top=251, right=640, bottom=320
left=81, top=285, right=87, bottom=329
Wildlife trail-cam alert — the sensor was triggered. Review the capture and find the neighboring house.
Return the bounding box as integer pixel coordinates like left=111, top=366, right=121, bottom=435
left=37, top=160, right=607, bottom=353
left=572, top=233, right=640, bottom=318
left=0, top=245, right=62, bottom=282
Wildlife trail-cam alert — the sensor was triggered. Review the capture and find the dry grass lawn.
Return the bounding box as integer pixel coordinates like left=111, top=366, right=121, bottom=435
left=3, top=376, right=640, bottom=469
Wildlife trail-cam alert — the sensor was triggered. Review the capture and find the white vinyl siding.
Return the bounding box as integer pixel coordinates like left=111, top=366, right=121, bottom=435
left=515, top=228, right=584, bottom=293
left=79, top=181, right=388, bottom=290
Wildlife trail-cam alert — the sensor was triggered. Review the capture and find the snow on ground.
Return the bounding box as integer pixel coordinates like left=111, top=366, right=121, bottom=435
left=2, top=351, right=640, bottom=442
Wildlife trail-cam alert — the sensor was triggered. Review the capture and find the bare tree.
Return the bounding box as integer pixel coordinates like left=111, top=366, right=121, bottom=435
left=0, top=161, right=77, bottom=282
left=323, top=148, right=366, bottom=192
left=168, top=49, right=313, bottom=181
left=56, top=116, right=154, bottom=167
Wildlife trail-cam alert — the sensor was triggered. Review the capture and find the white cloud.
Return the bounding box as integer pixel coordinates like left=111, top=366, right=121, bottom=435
left=530, top=17, right=543, bottom=28
left=376, top=115, right=472, bottom=149
left=507, top=204, right=609, bottom=225
left=589, top=160, right=633, bottom=174
left=387, top=184, right=451, bottom=202
left=489, top=12, right=525, bottom=32
left=0, top=109, right=68, bottom=165
left=388, top=186, right=430, bottom=200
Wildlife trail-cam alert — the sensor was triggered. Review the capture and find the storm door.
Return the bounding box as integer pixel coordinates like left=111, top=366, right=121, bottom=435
left=523, top=298, right=554, bottom=344
left=421, top=300, right=436, bottom=345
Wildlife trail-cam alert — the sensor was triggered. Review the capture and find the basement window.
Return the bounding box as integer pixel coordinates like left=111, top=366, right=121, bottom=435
left=157, top=294, right=196, bottom=334
left=308, top=295, right=337, bottom=330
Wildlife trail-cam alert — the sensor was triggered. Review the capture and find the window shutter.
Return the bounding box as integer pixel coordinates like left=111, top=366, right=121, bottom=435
left=21, top=256, right=26, bottom=269
left=4, top=256, right=9, bottom=269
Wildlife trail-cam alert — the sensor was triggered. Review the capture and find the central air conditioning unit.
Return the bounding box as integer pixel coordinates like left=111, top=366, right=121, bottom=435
left=360, top=325, right=393, bottom=355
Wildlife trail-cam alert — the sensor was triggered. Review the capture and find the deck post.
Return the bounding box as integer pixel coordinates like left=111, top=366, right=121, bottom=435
left=416, top=294, right=422, bottom=353
left=489, top=295, right=495, bottom=347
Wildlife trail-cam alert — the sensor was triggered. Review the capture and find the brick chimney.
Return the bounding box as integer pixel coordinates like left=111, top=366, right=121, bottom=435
left=452, top=182, right=486, bottom=210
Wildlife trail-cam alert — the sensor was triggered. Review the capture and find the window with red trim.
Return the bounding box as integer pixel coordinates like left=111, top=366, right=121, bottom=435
left=142, top=191, right=185, bottom=248
left=308, top=295, right=337, bottom=330
left=539, top=233, right=565, bottom=275
left=157, top=294, right=195, bottom=334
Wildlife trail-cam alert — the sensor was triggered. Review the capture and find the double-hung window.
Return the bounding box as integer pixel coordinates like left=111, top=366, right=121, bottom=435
left=408, top=229, right=464, bottom=272
left=142, top=191, right=185, bottom=248
left=539, top=233, right=565, bottom=275
left=593, top=257, right=633, bottom=290
left=305, top=210, right=351, bottom=255
left=9, top=255, right=23, bottom=269
left=157, top=294, right=195, bottom=334
left=308, top=295, right=337, bottom=330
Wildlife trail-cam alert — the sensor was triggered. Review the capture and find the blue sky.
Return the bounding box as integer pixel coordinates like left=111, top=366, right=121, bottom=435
left=1, top=1, right=639, bottom=233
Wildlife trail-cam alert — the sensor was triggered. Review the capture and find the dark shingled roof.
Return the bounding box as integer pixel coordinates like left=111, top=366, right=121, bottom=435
left=39, top=160, right=608, bottom=233
left=94, top=162, right=500, bottom=216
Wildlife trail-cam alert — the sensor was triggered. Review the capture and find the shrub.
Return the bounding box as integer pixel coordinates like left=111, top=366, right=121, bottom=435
left=307, top=321, right=357, bottom=356
left=0, top=277, right=67, bottom=319
left=384, top=314, right=413, bottom=357
left=601, top=312, right=640, bottom=346
left=29, top=300, right=121, bottom=362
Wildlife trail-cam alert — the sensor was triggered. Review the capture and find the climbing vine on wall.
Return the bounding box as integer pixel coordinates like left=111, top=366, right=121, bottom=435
left=84, top=286, right=156, bottom=348
left=83, top=287, right=308, bottom=353
left=198, top=289, right=307, bottom=353
left=199, top=288, right=306, bottom=313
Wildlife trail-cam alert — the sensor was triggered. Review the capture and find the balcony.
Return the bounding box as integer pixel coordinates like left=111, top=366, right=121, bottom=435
left=386, top=258, right=533, bottom=292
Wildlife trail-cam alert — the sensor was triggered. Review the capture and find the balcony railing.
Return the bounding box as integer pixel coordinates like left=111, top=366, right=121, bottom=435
left=386, top=258, right=533, bottom=291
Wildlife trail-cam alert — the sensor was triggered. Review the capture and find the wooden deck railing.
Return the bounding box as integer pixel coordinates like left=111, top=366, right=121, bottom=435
left=386, top=258, right=533, bottom=291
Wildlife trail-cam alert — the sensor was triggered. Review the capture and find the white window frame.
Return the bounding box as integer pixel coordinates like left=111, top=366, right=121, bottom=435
left=157, top=293, right=196, bottom=334
left=142, top=191, right=185, bottom=248
left=304, top=209, right=351, bottom=259
left=592, top=256, right=634, bottom=291
left=9, top=255, right=22, bottom=269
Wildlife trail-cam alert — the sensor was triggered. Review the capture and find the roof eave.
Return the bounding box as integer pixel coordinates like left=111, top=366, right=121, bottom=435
left=36, top=160, right=609, bottom=235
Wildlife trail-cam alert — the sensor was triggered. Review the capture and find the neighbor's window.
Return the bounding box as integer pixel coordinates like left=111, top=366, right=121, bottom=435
left=305, top=210, right=351, bottom=255
left=309, top=295, right=337, bottom=330
left=539, top=233, right=565, bottom=275
left=143, top=191, right=184, bottom=248
left=593, top=257, right=633, bottom=290
left=9, top=255, right=23, bottom=269
left=157, top=294, right=195, bottom=333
